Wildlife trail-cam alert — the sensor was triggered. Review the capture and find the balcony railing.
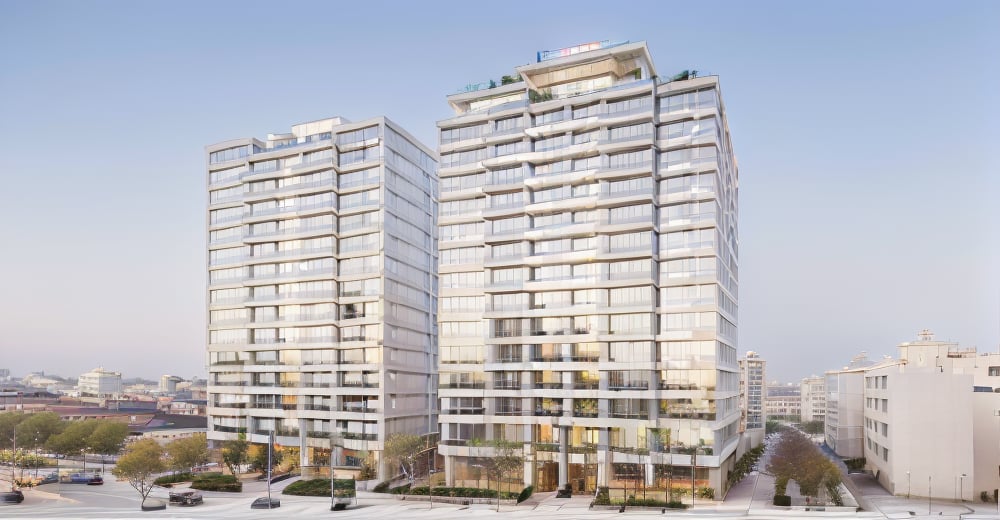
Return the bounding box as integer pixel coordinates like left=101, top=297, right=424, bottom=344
left=440, top=382, right=486, bottom=389
left=442, top=407, right=485, bottom=415
left=340, top=432, right=378, bottom=441
left=609, top=382, right=649, bottom=391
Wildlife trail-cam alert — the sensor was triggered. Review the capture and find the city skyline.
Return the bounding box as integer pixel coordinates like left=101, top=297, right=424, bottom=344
left=1, top=1, right=997, bottom=382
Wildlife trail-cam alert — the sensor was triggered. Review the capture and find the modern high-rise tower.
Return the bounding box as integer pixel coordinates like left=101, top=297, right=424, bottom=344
left=738, top=351, right=765, bottom=432
left=205, top=116, right=438, bottom=479
left=436, top=41, right=740, bottom=495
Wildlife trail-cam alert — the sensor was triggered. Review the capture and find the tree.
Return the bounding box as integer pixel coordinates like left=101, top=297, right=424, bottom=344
left=0, top=413, right=28, bottom=450
left=249, top=443, right=284, bottom=473
left=488, top=440, right=524, bottom=508
left=87, top=421, right=130, bottom=467
left=801, top=421, right=825, bottom=435
left=383, top=433, right=425, bottom=484
left=112, top=438, right=166, bottom=509
left=221, top=434, right=250, bottom=479
left=765, top=420, right=780, bottom=434
left=766, top=429, right=842, bottom=503
left=46, top=420, right=99, bottom=462
left=165, top=433, right=209, bottom=473
left=15, top=412, right=64, bottom=450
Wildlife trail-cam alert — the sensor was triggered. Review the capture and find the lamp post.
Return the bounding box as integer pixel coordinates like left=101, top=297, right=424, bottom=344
left=928, top=475, right=932, bottom=515
left=958, top=473, right=966, bottom=502
left=906, top=471, right=910, bottom=499
left=428, top=450, right=435, bottom=510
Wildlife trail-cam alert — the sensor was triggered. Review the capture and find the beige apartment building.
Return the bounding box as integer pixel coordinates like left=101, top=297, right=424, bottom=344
left=435, top=40, right=740, bottom=495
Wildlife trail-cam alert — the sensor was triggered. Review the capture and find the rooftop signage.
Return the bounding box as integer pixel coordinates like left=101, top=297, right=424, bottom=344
left=536, top=40, right=629, bottom=63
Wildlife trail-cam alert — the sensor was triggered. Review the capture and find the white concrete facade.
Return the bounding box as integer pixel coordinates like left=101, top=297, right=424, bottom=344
left=435, top=41, right=741, bottom=496
left=739, top=352, right=766, bottom=431
left=205, top=117, right=438, bottom=479
left=800, top=375, right=826, bottom=422
left=78, top=367, right=122, bottom=401
left=824, top=367, right=867, bottom=459
left=864, top=331, right=1000, bottom=501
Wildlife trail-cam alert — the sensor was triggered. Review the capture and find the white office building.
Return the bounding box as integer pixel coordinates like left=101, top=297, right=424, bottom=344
left=864, top=330, right=1000, bottom=501
left=800, top=375, right=826, bottom=423
left=824, top=353, right=877, bottom=459
left=205, top=116, right=438, bottom=479
left=78, top=367, right=122, bottom=402
left=436, top=40, right=740, bottom=495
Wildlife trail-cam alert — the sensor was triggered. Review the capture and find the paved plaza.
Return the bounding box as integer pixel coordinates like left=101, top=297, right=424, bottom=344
left=3, top=470, right=1000, bottom=520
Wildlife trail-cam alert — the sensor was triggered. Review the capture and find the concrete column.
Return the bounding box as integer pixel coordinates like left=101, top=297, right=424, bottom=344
left=558, top=427, right=569, bottom=487
left=597, top=429, right=610, bottom=487
left=298, top=421, right=309, bottom=468
left=445, top=455, right=456, bottom=487
left=645, top=459, right=655, bottom=487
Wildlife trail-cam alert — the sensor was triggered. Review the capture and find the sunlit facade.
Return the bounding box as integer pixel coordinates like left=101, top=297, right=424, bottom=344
left=205, top=116, right=438, bottom=479
left=436, top=41, right=740, bottom=495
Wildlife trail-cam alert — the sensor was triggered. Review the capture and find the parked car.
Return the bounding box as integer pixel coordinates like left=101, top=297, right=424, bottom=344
left=38, top=472, right=58, bottom=485
left=65, top=473, right=103, bottom=485
left=169, top=491, right=204, bottom=506
left=0, top=490, right=24, bottom=504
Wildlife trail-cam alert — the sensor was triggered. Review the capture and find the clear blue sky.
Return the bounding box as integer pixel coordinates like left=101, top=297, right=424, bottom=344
left=0, top=1, right=996, bottom=382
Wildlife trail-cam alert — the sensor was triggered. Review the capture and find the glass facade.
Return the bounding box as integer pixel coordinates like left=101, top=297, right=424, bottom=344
left=437, top=43, right=739, bottom=494
left=206, top=117, right=438, bottom=480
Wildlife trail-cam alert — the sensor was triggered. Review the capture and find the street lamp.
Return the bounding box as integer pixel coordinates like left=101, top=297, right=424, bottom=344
left=427, top=450, right=435, bottom=510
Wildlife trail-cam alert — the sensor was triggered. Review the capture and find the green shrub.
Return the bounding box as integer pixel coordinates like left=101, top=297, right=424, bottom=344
left=666, top=500, right=688, bottom=509
left=389, top=484, right=411, bottom=494
left=191, top=473, right=242, bottom=492
left=697, top=486, right=714, bottom=499
left=773, top=494, right=791, bottom=506
left=373, top=481, right=390, bottom=493
left=283, top=478, right=332, bottom=496
left=593, top=486, right=611, bottom=505
left=517, top=485, right=534, bottom=503
left=154, top=472, right=198, bottom=485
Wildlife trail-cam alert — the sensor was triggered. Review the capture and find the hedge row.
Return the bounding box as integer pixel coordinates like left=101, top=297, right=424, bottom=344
left=401, top=486, right=519, bottom=499
left=283, top=479, right=357, bottom=497
left=154, top=473, right=195, bottom=486
left=284, top=479, right=332, bottom=496
left=190, top=474, right=242, bottom=492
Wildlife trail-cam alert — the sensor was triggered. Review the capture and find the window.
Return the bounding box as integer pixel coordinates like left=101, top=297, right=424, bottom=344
left=535, top=109, right=564, bottom=125
left=989, top=367, right=1000, bottom=377
left=209, top=145, right=250, bottom=164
